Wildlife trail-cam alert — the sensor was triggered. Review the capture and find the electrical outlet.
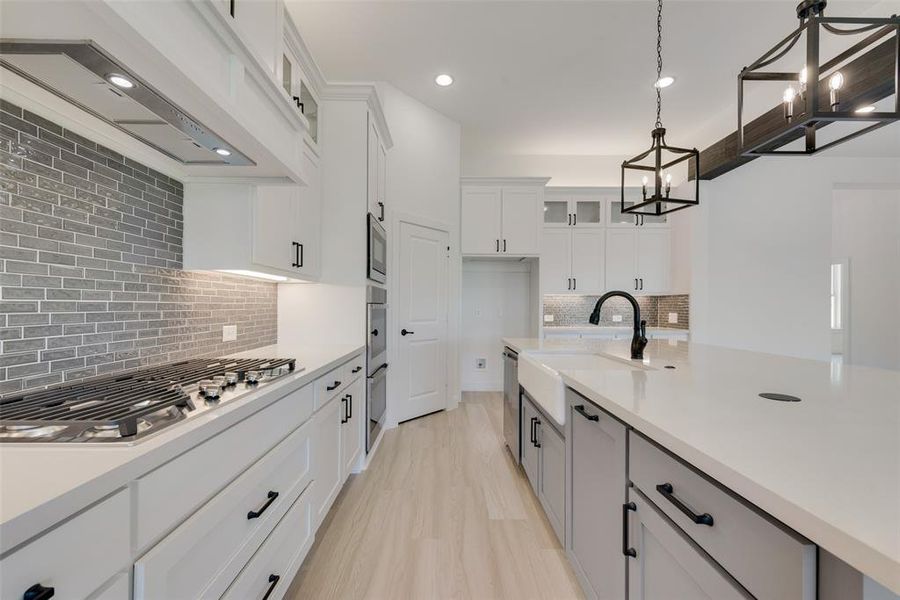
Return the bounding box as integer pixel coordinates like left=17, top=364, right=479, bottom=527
left=612, top=314, right=623, bottom=323
left=544, top=314, right=555, bottom=323
left=222, top=325, right=237, bottom=342
left=668, top=312, right=678, bottom=324
left=476, top=358, right=486, bottom=369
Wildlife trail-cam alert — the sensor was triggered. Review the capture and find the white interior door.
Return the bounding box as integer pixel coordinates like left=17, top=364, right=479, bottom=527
left=397, top=221, right=449, bottom=422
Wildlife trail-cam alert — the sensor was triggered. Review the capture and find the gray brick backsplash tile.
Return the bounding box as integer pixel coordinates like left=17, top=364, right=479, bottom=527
left=1, top=110, right=277, bottom=395
left=543, top=294, right=690, bottom=329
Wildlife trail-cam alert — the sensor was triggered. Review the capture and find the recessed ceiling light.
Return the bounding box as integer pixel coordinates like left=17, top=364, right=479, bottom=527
left=107, top=74, right=135, bottom=89
left=435, top=74, right=454, bottom=87
left=214, top=147, right=232, bottom=157
left=654, top=76, right=675, bottom=89
left=855, top=105, right=876, bottom=113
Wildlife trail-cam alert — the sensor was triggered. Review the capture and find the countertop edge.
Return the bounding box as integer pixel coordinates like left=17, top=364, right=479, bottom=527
left=560, top=373, right=900, bottom=595
left=0, top=344, right=364, bottom=553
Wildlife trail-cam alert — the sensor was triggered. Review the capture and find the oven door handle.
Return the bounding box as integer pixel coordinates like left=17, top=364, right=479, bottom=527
left=367, top=363, right=389, bottom=380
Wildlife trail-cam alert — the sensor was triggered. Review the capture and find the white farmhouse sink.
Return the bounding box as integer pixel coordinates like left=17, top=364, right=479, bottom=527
left=518, top=352, right=645, bottom=426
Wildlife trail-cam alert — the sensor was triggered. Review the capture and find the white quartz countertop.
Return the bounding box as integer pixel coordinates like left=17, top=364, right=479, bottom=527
left=543, top=325, right=689, bottom=334
left=0, top=343, right=364, bottom=553
left=503, top=337, right=900, bottom=594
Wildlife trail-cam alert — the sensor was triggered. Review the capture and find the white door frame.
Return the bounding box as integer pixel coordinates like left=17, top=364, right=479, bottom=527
left=387, top=210, right=459, bottom=429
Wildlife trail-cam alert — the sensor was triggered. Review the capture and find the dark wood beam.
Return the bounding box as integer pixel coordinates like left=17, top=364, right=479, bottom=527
left=691, top=37, right=897, bottom=181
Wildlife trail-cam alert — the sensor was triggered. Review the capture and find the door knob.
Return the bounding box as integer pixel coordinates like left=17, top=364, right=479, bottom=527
left=370, top=329, right=378, bottom=336
left=401, top=329, right=415, bottom=336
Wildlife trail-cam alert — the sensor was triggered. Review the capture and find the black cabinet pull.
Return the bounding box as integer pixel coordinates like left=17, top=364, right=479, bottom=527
left=634, top=215, right=638, bottom=226
left=567, top=278, right=571, bottom=290
left=503, top=239, right=507, bottom=252
left=326, top=380, right=341, bottom=391
left=572, top=278, right=576, bottom=290
left=291, top=241, right=299, bottom=268
left=655, top=483, right=714, bottom=526
left=261, top=574, right=280, bottom=600
left=574, top=404, right=599, bottom=421
left=496, top=239, right=500, bottom=252
left=401, top=329, right=415, bottom=336
left=298, top=242, right=304, bottom=268
left=567, top=213, right=572, bottom=226
left=341, top=396, right=348, bottom=424
left=573, top=213, right=577, bottom=225
left=23, top=584, right=54, bottom=600
left=352, top=365, right=362, bottom=373
left=622, top=502, right=637, bottom=557
left=529, top=417, right=536, bottom=445
left=247, top=490, right=279, bottom=519
left=378, top=201, right=385, bottom=222
left=348, top=393, right=353, bottom=419
left=639, top=278, right=643, bottom=290
left=534, top=419, right=541, bottom=448
left=634, top=278, right=638, bottom=290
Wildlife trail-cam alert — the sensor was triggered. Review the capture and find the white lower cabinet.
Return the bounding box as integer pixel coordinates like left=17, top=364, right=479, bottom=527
left=133, top=419, right=313, bottom=600
left=0, top=490, right=130, bottom=600
left=311, top=390, right=344, bottom=528
left=626, top=488, right=750, bottom=600
left=221, top=485, right=314, bottom=600
left=566, top=391, right=627, bottom=600
left=341, top=377, right=365, bottom=481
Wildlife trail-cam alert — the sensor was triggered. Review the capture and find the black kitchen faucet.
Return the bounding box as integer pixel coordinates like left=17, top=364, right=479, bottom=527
left=589, top=291, right=648, bottom=360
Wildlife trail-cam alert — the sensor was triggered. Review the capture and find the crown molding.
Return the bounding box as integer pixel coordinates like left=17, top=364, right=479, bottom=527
left=320, top=82, right=393, bottom=149
left=460, top=176, right=552, bottom=187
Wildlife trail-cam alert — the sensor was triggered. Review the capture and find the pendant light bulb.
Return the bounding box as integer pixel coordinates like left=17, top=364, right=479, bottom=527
left=783, top=86, right=796, bottom=120
left=829, top=71, right=844, bottom=109
left=798, top=66, right=808, bottom=95
left=664, top=172, right=672, bottom=197
left=641, top=175, right=649, bottom=198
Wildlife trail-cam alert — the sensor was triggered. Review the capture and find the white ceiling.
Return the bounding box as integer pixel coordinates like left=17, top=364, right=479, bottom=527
left=287, top=0, right=898, bottom=159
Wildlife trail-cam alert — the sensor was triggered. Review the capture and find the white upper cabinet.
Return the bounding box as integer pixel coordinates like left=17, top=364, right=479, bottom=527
left=541, top=229, right=574, bottom=294
left=367, top=113, right=387, bottom=222
left=544, top=190, right=604, bottom=228
left=541, top=229, right=605, bottom=294
left=604, top=229, right=670, bottom=294
left=461, top=178, right=548, bottom=256
left=461, top=187, right=503, bottom=254
left=183, top=181, right=320, bottom=281
left=608, top=196, right=669, bottom=228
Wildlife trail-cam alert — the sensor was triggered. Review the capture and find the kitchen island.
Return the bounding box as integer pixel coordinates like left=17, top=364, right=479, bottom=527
left=504, top=336, right=900, bottom=597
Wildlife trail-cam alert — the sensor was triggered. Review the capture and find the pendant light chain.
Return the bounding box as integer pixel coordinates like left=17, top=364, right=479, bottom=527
left=655, top=0, right=663, bottom=129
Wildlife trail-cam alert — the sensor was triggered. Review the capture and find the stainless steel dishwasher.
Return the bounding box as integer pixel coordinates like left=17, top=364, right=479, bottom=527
left=502, top=347, right=520, bottom=463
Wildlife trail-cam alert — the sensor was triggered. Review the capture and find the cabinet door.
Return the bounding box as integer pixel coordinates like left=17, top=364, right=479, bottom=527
left=341, top=378, right=364, bottom=481
left=537, top=421, right=566, bottom=544
left=544, top=195, right=571, bottom=227
left=377, top=142, right=387, bottom=218
left=636, top=229, right=670, bottom=294
left=541, top=229, right=573, bottom=294
left=573, top=195, right=604, bottom=227
left=253, top=185, right=298, bottom=273
left=367, top=115, right=380, bottom=218
left=627, top=490, right=750, bottom=600
left=605, top=229, right=638, bottom=293
left=571, top=229, right=605, bottom=294
left=296, top=148, right=321, bottom=280
left=567, top=394, right=627, bottom=600
left=501, top=187, right=542, bottom=255
left=461, top=187, right=502, bottom=254
left=311, top=395, right=343, bottom=527
left=520, top=397, right=540, bottom=494
left=608, top=198, right=640, bottom=227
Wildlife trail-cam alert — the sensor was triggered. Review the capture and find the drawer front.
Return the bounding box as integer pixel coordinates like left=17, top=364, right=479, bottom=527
left=314, top=364, right=346, bottom=410
left=135, top=382, right=313, bottom=550
left=0, top=490, right=129, bottom=600
left=345, top=355, right=365, bottom=384
left=134, top=419, right=313, bottom=600
left=90, top=573, right=130, bottom=600
left=221, top=485, right=314, bottom=600
left=629, top=433, right=816, bottom=600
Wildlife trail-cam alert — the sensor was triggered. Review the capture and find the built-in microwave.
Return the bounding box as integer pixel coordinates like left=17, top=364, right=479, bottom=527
left=367, top=213, right=386, bottom=283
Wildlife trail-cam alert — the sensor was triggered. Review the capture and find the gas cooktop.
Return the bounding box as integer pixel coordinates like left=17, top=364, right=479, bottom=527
left=0, top=358, right=300, bottom=444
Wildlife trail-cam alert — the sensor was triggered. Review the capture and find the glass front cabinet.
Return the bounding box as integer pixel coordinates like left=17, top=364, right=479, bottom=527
left=607, top=188, right=668, bottom=228
left=543, top=192, right=604, bottom=228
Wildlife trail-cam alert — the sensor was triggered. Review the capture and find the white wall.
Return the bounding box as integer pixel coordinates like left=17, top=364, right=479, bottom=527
left=832, top=187, right=900, bottom=370
left=687, top=156, right=900, bottom=362
left=461, top=260, right=536, bottom=391
left=462, top=153, right=623, bottom=187
left=376, top=82, right=463, bottom=422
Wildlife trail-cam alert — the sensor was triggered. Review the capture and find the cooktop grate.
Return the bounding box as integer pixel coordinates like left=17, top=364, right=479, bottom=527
left=0, top=358, right=295, bottom=438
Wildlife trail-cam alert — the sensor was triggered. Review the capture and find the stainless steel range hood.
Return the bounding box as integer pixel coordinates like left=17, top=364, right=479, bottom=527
left=0, top=40, right=254, bottom=166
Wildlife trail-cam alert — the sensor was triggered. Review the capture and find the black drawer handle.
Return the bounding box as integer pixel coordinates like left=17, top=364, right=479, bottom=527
left=352, top=366, right=362, bottom=373
left=326, top=380, right=341, bottom=391
left=533, top=419, right=541, bottom=448
left=247, top=490, right=279, bottom=519
left=574, top=404, right=599, bottom=421
left=24, top=584, right=54, bottom=600
left=529, top=417, right=536, bottom=445
left=261, top=574, right=280, bottom=600
left=341, top=396, right=348, bottom=424
left=622, top=502, right=637, bottom=557
left=656, top=483, right=714, bottom=526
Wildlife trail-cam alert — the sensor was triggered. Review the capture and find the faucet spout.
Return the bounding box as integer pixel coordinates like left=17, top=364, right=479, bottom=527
left=589, top=291, right=648, bottom=360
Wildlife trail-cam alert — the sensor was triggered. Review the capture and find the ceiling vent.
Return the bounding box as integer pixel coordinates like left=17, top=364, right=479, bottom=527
left=0, top=40, right=254, bottom=166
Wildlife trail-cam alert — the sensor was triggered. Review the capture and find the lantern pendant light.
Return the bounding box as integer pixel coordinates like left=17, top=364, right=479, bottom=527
left=621, top=0, right=699, bottom=217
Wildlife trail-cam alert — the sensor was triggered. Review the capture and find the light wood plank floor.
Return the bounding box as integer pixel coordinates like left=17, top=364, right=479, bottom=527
left=286, top=391, right=584, bottom=600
